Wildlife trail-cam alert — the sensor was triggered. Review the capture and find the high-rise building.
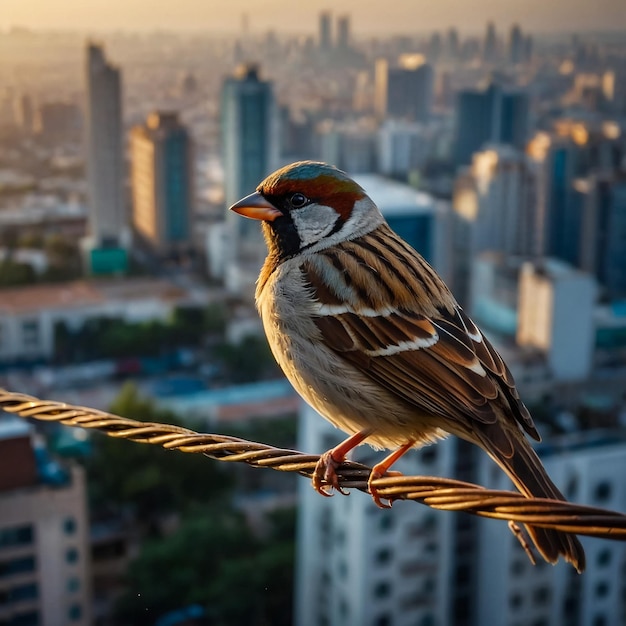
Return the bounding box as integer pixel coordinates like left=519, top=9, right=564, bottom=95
left=517, top=259, right=596, bottom=381
left=295, top=397, right=458, bottom=626
left=130, top=111, right=193, bottom=256
left=84, top=42, right=125, bottom=248
left=483, top=21, right=498, bottom=64
left=452, top=145, right=539, bottom=305
left=295, top=400, right=626, bottom=626
left=378, top=120, right=435, bottom=177
left=319, top=11, right=332, bottom=52
left=508, top=23, right=524, bottom=65
left=336, top=15, right=350, bottom=51
left=446, top=27, right=460, bottom=61
left=455, top=145, right=540, bottom=257
left=221, top=64, right=277, bottom=211
left=454, top=82, right=530, bottom=165
left=580, top=171, right=626, bottom=299
left=220, top=63, right=278, bottom=292
left=375, top=56, right=434, bottom=123
left=318, top=119, right=378, bottom=174
left=0, top=418, right=92, bottom=626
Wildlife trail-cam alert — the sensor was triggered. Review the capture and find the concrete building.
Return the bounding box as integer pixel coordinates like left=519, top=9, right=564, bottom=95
left=84, top=43, right=125, bottom=249
left=220, top=63, right=278, bottom=293
left=318, top=12, right=332, bottom=52
left=319, top=119, right=378, bottom=174
left=295, top=404, right=456, bottom=626
left=375, top=56, right=434, bottom=123
left=0, top=279, right=197, bottom=364
left=454, top=145, right=540, bottom=257
left=454, top=82, right=530, bottom=166
left=475, top=431, right=626, bottom=626
left=517, top=259, right=597, bottom=382
left=0, top=418, right=92, bottom=626
left=580, top=171, right=626, bottom=299
left=377, top=120, right=435, bottom=177
left=130, top=112, right=193, bottom=256
left=295, top=404, right=626, bottom=626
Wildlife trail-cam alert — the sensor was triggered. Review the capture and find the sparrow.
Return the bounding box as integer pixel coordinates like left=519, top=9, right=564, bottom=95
left=229, top=160, right=585, bottom=572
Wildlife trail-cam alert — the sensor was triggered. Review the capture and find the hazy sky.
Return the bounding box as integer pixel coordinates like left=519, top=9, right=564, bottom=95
left=2, top=0, right=626, bottom=34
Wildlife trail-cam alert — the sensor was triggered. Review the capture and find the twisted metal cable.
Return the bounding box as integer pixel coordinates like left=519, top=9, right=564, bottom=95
left=1, top=387, right=626, bottom=540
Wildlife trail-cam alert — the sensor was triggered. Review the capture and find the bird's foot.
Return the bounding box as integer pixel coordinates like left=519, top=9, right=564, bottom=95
left=368, top=469, right=403, bottom=509
left=311, top=430, right=372, bottom=497
left=312, top=450, right=349, bottom=497
left=367, top=440, right=415, bottom=508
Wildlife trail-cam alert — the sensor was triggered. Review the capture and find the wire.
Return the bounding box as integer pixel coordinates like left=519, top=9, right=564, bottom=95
left=1, top=387, right=626, bottom=540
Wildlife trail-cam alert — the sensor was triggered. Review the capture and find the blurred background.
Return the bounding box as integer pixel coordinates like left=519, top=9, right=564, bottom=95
left=0, top=1, right=626, bottom=625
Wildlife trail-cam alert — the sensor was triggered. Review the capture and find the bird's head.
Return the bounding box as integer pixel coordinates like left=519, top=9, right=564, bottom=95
left=229, top=161, right=384, bottom=260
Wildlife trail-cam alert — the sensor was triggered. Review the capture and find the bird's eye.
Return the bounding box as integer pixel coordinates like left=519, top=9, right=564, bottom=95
left=290, top=193, right=308, bottom=208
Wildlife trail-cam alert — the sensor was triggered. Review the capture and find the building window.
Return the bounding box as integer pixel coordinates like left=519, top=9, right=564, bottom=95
left=63, top=518, right=77, bottom=535
left=0, top=525, right=34, bottom=549
left=65, top=548, right=79, bottom=564
left=67, top=578, right=80, bottom=593
left=597, top=549, right=611, bottom=567
left=420, top=447, right=437, bottom=464
left=0, top=556, right=36, bottom=578
left=21, top=319, right=40, bottom=349
left=374, top=581, right=391, bottom=598
left=533, top=586, right=551, bottom=605
left=375, top=548, right=392, bottom=565
left=420, top=615, right=435, bottom=626
left=510, top=593, right=523, bottom=609
left=374, top=616, right=391, bottom=626
left=379, top=515, right=394, bottom=531
left=595, top=581, right=609, bottom=598
left=10, top=611, right=39, bottom=626
left=68, top=604, right=82, bottom=621
left=11, top=583, right=38, bottom=602
left=594, top=481, right=612, bottom=502
left=593, top=617, right=606, bottom=626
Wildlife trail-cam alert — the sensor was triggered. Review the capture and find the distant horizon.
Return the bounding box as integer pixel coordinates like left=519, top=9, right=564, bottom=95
left=2, top=0, right=626, bottom=37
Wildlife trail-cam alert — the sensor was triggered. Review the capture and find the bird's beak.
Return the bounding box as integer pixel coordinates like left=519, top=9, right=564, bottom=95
left=229, top=192, right=282, bottom=222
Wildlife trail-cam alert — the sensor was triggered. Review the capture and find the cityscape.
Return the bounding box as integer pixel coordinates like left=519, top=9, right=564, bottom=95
left=1, top=5, right=626, bottom=626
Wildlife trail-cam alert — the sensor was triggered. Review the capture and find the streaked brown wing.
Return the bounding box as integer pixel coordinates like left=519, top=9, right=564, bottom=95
left=310, top=286, right=538, bottom=444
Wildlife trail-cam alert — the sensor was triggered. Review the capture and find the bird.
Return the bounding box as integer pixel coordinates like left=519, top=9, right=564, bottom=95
left=229, top=160, right=585, bottom=572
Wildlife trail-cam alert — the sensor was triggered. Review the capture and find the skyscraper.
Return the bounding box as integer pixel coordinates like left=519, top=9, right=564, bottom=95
left=336, top=15, right=350, bottom=51
left=454, top=82, right=530, bottom=165
left=319, top=11, right=332, bottom=52
left=508, top=23, right=524, bottom=65
left=84, top=42, right=125, bottom=248
left=375, top=56, right=434, bottom=123
left=130, top=112, right=193, bottom=256
left=221, top=64, right=277, bottom=211
left=483, top=21, right=498, bottom=64
left=580, top=172, right=626, bottom=299
left=220, top=63, right=278, bottom=289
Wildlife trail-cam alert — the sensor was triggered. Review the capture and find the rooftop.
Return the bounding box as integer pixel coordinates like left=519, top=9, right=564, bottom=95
left=0, top=278, right=187, bottom=315
left=353, top=174, right=435, bottom=217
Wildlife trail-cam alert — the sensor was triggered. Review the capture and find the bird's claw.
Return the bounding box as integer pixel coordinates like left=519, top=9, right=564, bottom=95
left=368, top=469, right=403, bottom=509
left=312, top=450, right=349, bottom=497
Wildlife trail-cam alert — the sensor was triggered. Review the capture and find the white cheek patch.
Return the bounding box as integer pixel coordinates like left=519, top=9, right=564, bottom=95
left=292, top=204, right=339, bottom=248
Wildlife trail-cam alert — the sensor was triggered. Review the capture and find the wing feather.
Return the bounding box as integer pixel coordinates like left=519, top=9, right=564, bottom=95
left=302, top=254, right=538, bottom=440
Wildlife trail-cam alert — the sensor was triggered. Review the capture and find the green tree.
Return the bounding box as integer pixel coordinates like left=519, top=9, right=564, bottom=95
left=214, top=335, right=279, bottom=383
left=87, top=384, right=232, bottom=523
left=115, top=506, right=295, bottom=626
left=0, top=260, right=37, bottom=286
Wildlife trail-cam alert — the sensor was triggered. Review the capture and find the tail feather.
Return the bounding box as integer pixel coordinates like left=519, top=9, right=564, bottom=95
left=475, top=421, right=586, bottom=573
